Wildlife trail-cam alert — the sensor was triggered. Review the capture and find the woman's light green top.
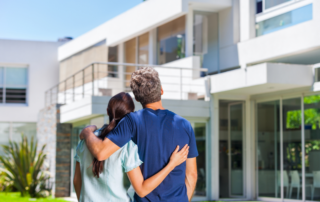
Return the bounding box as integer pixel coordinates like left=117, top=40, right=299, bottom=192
left=74, top=126, right=142, bottom=202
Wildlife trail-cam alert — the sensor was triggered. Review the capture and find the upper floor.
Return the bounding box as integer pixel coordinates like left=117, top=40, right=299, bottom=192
left=58, top=0, right=320, bottom=81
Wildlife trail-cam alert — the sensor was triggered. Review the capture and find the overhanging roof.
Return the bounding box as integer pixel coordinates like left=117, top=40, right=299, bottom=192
left=58, top=0, right=232, bottom=61
left=210, top=63, right=313, bottom=95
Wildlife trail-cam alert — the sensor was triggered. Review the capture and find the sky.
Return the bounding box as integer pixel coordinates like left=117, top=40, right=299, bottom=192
left=0, top=0, right=142, bottom=42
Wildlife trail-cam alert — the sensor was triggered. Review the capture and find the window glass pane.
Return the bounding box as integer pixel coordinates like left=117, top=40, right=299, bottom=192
left=316, top=68, right=320, bottom=82
left=0, top=122, right=10, bottom=157
left=303, top=95, right=320, bottom=201
left=194, top=122, right=206, bottom=196
left=157, top=16, right=186, bottom=65
left=193, top=11, right=218, bottom=74
left=5, top=67, right=28, bottom=87
left=125, top=38, right=137, bottom=87
left=256, top=0, right=263, bottom=14
left=283, top=97, right=302, bottom=200
left=256, top=4, right=313, bottom=37
left=11, top=122, right=36, bottom=143
left=257, top=100, right=281, bottom=198
left=108, top=46, right=118, bottom=78
left=265, top=0, right=291, bottom=10
left=138, top=33, right=149, bottom=65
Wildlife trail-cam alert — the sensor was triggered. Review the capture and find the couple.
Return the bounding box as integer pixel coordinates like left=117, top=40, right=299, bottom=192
left=73, top=67, right=198, bottom=202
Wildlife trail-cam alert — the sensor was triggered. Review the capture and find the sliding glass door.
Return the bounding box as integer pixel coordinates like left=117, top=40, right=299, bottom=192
left=229, top=103, right=245, bottom=197
left=257, top=100, right=281, bottom=198
left=257, top=95, right=320, bottom=201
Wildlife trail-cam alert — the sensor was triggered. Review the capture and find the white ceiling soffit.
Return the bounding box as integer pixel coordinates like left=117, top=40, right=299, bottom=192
left=210, top=63, right=313, bottom=95
left=58, top=0, right=232, bottom=61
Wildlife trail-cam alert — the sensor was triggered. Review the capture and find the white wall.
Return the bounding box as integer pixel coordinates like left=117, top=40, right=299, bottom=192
left=0, top=39, right=60, bottom=122
left=58, top=0, right=232, bottom=61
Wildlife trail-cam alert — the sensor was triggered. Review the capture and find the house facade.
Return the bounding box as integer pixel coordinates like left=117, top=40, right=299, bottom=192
left=1, top=0, right=320, bottom=201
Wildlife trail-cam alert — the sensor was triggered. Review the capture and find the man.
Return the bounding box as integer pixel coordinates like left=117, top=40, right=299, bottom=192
left=80, top=67, right=198, bottom=202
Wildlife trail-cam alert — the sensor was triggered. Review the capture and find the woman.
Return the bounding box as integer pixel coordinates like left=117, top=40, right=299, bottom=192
left=73, top=92, right=189, bottom=202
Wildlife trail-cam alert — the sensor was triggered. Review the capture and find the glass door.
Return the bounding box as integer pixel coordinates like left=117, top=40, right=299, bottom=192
left=228, top=102, right=245, bottom=197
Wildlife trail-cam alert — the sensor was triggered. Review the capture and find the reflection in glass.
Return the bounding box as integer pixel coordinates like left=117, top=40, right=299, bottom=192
left=125, top=38, right=137, bottom=87
left=230, top=104, right=244, bottom=196
left=257, top=101, right=281, bottom=198
left=157, top=16, right=185, bottom=65
left=256, top=4, right=312, bottom=37
left=193, top=11, right=218, bottom=74
left=194, top=123, right=206, bottom=196
left=138, top=33, right=149, bottom=65
left=283, top=98, right=302, bottom=199
left=265, top=0, right=291, bottom=10
left=304, top=95, right=320, bottom=200
left=108, top=46, right=118, bottom=78
left=219, top=100, right=245, bottom=198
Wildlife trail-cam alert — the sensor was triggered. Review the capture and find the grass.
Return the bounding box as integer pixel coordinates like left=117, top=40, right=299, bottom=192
left=0, top=192, right=68, bottom=202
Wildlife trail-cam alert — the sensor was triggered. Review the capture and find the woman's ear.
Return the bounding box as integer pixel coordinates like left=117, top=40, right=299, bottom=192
left=161, top=86, right=164, bottom=95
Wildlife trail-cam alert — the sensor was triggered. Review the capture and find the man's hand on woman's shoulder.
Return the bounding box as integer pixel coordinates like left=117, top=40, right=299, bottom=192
left=79, top=125, right=97, bottom=140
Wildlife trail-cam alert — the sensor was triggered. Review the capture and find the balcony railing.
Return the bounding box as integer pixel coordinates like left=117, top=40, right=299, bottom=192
left=45, top=62, right=208, bottom=107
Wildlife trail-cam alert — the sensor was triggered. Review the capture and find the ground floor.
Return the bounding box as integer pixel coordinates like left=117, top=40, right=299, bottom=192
left=208, top=87, right=320, bottom=202
left=53, top=87, right=320, bottom=201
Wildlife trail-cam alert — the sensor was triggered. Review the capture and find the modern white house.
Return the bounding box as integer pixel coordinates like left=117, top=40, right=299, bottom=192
left=2, top=0, right=320, bottom=201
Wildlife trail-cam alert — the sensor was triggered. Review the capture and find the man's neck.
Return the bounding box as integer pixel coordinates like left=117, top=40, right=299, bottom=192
left=144, top=100, right=165, bottom=110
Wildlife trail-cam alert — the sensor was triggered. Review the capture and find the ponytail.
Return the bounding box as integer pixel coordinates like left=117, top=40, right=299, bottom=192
left=92, top=118, right=119, bottom=178
left=91, top=92, right=134, bottom=178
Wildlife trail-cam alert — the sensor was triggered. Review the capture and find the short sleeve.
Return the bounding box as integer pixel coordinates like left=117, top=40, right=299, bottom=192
left=121, top=141, right=143, bottom=173
left=74, top=140, right=84, bottom=163
left=186, top=122, right=199, bottom=158
left=107, top=114, right=136, bottom=147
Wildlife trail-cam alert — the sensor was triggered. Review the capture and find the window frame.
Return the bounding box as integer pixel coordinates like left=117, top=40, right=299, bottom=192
left=190, top=119, right=209, bottom=201
left=256, top=0, right=311, bottom=23
left=0, top=66, right=29, bottom=106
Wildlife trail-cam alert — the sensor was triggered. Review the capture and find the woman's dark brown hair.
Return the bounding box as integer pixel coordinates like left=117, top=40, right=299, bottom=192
left=92, top=92, right=135, bottom=178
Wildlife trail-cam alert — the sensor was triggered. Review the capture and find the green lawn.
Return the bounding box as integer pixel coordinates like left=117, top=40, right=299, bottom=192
left=0, top=192, right=68, bottom=202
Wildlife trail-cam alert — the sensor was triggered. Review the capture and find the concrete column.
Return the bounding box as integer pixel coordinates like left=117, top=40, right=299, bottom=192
left=186, top=5, right=193, bottom=57
left=239, top=0, right=256, bottom=42
left=148, top=29, right=157, bottom=65
left=313, top=0, right=320, bottom=21
left=245, top=98, right=256, bottom=200
left=209, top=94, right=219, bottom=200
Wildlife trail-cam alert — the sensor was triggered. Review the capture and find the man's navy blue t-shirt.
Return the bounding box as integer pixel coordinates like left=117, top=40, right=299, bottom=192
left=107, top=108, right=198, bottom=202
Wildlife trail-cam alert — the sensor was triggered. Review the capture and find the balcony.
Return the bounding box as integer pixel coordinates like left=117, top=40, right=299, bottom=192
left=45, top=62, right=208, bottom=107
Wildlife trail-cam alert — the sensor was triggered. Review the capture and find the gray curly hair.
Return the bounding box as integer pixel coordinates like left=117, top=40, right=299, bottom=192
left=130, top=67, right=162, bottom=106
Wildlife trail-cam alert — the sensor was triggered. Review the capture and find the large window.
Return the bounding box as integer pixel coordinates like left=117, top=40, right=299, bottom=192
left=138, top=33, right=149, bottom=65
left=304, top=95, right=320, bottom=201
left=257, top=95, right=320, bottom=201
left=257, top=101, right=281, bottom=198
left=256, top=4, right=313, bottom=37
left=157, top=16, right=186, bottom=65
left=193, top=11, right=219, bottom=74
left=0, top=67, right=28, bottom=104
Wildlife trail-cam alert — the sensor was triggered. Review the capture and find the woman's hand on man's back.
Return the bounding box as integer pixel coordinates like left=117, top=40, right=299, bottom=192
left=169, top=145, right=189, bottom=168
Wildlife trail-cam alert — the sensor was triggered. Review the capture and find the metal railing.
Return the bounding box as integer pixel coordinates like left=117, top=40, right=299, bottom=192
left=45, top=62, right=208, bottom=106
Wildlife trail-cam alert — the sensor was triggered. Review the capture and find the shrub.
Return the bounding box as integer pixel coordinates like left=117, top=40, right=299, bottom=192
left=0, top=135, right=51, bottom=197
